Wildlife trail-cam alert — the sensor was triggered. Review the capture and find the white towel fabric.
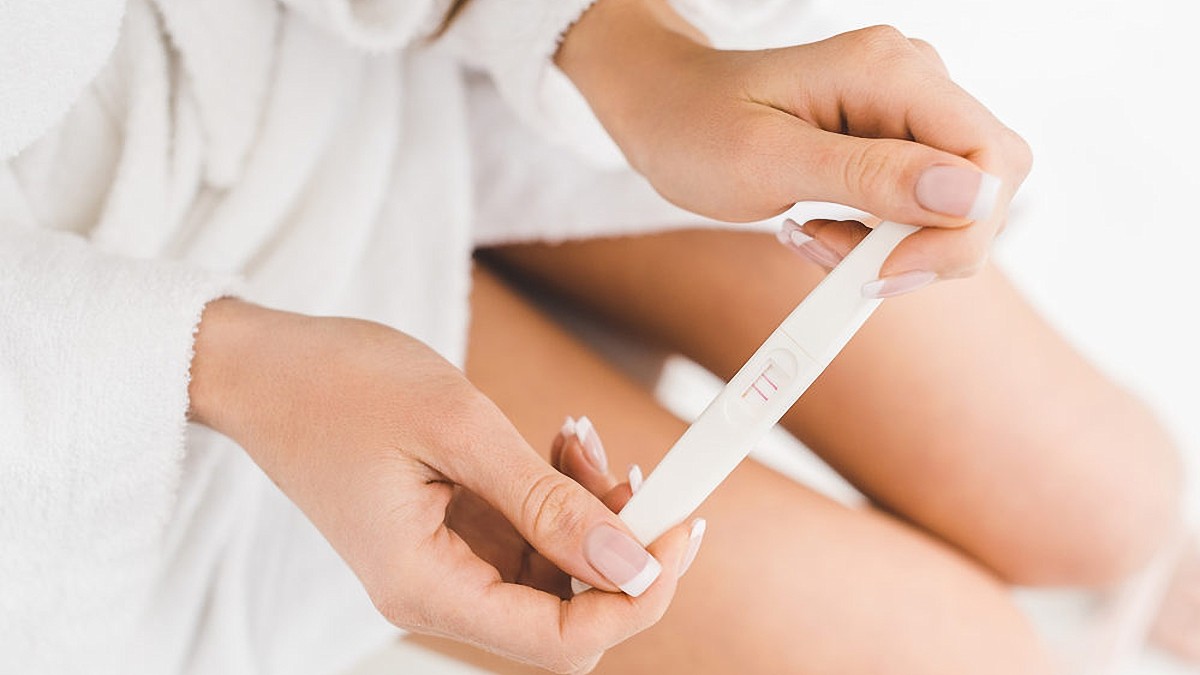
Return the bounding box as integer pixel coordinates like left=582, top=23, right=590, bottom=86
left=0, top=0, right=804, bottom=673
left=0, top=0, right=127, bottom=161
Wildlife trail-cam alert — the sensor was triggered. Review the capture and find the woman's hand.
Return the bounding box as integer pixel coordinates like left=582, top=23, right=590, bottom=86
left=187, top=299, right=694, bottom=674
left=449, top=416, right=707, bottom=596
left=558, top=0, right=1033, bottom=294
left=543, top=418, right=708, bottom=581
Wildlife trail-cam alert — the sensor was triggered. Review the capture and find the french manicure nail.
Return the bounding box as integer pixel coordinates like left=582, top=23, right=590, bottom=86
left=570, top=577, right=589, bottom=596
left=584, top=524, right=661, bottom=597
left=574, top=416, right=608, bottom=474
left=560, top=416, right=577, bottom=440
left=627, top=464, right=643, bottom=494
left=916, top=166, right=1002, bottom=221
left=861, top=270, right=938, bottom=299
left=679, top=518, right=707, bottom=577
left=778, top=219, right=843, bottom=268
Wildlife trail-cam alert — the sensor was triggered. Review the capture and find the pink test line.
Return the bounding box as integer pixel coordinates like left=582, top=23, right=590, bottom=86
left=761, top=370, right=778, bottom=390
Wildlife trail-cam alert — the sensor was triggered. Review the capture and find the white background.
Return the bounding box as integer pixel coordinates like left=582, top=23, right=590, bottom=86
left=815, top=0, right=1200, bottom=510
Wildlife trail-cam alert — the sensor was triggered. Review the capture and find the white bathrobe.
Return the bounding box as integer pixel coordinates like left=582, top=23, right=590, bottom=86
left=0, top=0, right=806, bottom=672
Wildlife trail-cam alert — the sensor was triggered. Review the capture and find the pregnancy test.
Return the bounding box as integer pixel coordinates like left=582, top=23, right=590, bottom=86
left=620, top=220, right=918, bottom=546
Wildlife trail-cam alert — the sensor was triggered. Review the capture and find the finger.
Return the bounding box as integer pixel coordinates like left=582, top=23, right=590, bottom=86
left=555, top=417, right=637, bottom=515
left=555, top=416, right=619, bottom=499
left=873, top=200, right=1011, bottom=288
left=521, top=457, right=649, bottom=597
left=518, top=546, right=575, bottom=599
left=396, top=519, right=695, bottom=674
left=779, top=215, right=997, bottom=296
left=776, top=218, right=869, bottom=269
left=598, top=464, right=640, bottom=513
left=768, top=116, right=1004, bottom=232
left=439, top=402, right=662, bottom=596
left=834, top=33, right=1031, bottom=284
left=827, top=27, right=1033, bottom=190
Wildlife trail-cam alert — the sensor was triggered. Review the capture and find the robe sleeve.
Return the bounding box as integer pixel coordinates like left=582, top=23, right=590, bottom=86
left=1, top=3, right=238, bottom=666
left=440, top=0, right=818, bottom=168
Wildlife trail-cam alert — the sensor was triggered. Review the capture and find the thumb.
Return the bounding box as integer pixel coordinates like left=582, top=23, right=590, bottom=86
left=447, top=420, right=664, bottom=597
left=778, top=121, right=1002, bottom=229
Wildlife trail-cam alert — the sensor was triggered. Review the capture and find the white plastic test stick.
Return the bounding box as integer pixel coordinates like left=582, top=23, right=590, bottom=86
left=618, top=221, right=918, bottom=546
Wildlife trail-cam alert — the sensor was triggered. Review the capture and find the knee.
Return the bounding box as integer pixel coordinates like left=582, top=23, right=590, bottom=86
left=993, top=410, right=1185, bottom=588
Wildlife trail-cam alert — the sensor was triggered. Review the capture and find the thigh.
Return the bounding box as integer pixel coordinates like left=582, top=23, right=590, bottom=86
left=481, top=229, right=1180, bottom=587
left=425, top=265, right=1053, bottom=675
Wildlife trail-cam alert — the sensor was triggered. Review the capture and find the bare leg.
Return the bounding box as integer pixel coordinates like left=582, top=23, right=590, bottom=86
left=484, top=228, right=1183, bottom=587
left=421, top=266, right=1056, bottom=675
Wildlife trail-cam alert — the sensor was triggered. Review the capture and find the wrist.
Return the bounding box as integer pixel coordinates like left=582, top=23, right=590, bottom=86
left=556, top=0, right=710, bottom=169
left=187, top=298, right=281, bottom=437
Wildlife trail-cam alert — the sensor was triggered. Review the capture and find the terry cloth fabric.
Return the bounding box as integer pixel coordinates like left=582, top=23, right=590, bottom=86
left=0, top=0, right=809, bottom=672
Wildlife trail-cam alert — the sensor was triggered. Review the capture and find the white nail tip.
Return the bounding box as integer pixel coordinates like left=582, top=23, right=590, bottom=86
left=628, top=465, right=644, bottom=493
left=619, top=555, right=662, bottom=598
left=570, top=577, right=590, bottom=596
left=689, top=518, right=707, bottom=542
left=967, top=172, right=1003, bottom=222
left=788, top=229, right=813, bottom=246
left=560, top=416, right=576, bottom=439
left=575, top=415, right=594, bottom=445
left=861, top=270, right=937, bottom=299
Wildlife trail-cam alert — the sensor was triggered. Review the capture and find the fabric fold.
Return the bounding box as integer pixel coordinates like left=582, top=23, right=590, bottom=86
left=0, top=0, right=126, bottom=160
left=281, top=0, right=438, bottom=51
left=441, top=0, right=625, bottom=168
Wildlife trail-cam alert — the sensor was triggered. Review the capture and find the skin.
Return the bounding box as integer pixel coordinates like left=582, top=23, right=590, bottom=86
left=183, top=0, right=1188, bottom=670
left=188, top=299, right=694, bottom=674
left=556, top=0, right=1034, bottom=282
left=409, top=263, right=1054, bottom=674
left=484, top=229, right=1183, bottom=587
left=402, top=228, right=1182, bottom=673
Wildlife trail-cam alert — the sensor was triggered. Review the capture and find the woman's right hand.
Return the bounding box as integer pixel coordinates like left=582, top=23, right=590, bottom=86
left=186, top=298, right=695, bottom=674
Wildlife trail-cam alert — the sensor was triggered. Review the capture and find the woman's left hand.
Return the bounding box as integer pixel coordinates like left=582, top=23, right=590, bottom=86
left=557, top=0, right=1034, bottom=293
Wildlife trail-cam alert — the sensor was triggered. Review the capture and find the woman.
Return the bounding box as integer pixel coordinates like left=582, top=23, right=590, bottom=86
left=0, top=0, right=1185, bottom=673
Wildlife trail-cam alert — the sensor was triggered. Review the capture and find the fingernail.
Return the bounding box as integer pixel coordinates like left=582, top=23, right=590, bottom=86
left=627, top=464, right=643, bottom=494
left=916, top=166, right=1002, bottom=221
left=679, top=518, right=707, bottom=577
left=574, top=416, right=608, bottom=474
left=560, top=416, right=577, bottom=440
left=584, top=524, right=661, bottom=597
left=778, top=219, right=843, bottom=268
left=570, top=577, right=589, bottom=596
left=861, top=270, right=938, bottom=299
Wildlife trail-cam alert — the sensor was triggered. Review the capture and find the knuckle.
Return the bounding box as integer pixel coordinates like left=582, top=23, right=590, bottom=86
left=521, top=473, right=587, bottom=544
left=908, top=37, right=944, bottom=64
left=842, top=141, right=898, bottom=199
left=907, top=37, right=935, bottom=53
left=947, top=236, right=991, bottom=277
left=853, top=25, right=910, bottom=61
left=1002, top=129, right=1035, bottom=177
